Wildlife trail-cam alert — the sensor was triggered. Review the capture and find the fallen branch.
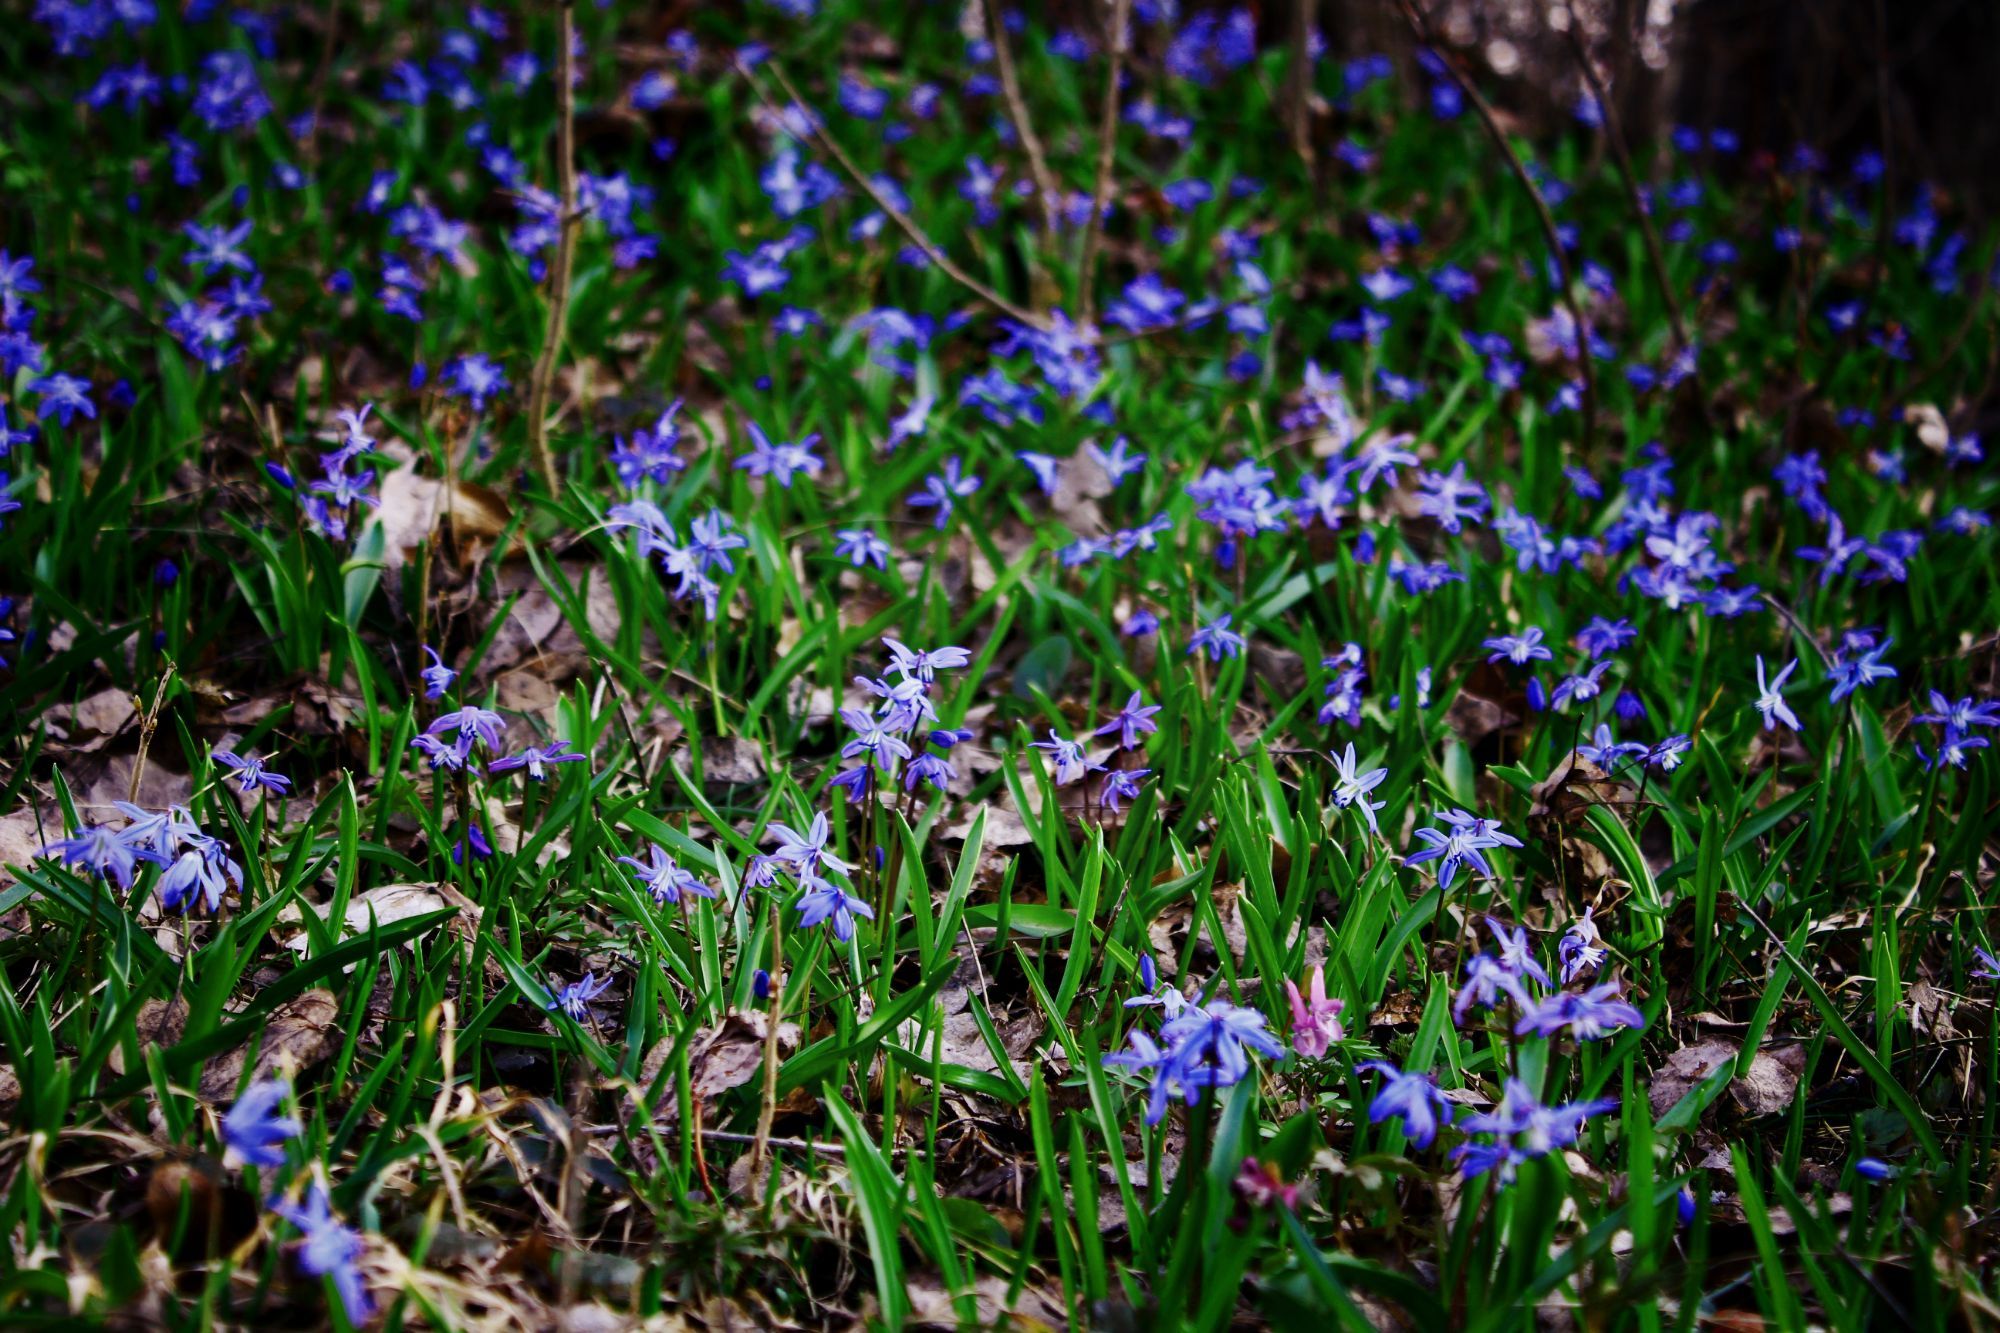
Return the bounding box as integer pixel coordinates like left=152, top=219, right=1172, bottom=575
left=746, top=59, right=1049, bottom=330
left=983, top=0, right=1061, bottom=229
left=1559, top=3, right=1689, bottom=352
left=1395, top=0, right=1597, bottom=458
left=1077, top=0, right=1133, bottom=328
left=525, top=0, right=581, bottom=495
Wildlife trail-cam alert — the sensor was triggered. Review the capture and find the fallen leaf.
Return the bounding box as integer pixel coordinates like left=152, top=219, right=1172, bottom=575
left=375, top=468, right=513, bottom=569
left=1648, top=1039, right=1805, bottom=1120
left=108, top=996, right=189, bottom=1075
left=199, top=988, right=341, bottom=1101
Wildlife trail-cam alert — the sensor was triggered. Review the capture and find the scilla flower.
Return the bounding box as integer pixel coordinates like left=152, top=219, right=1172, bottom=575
left=1283, top=965, right=1345, bottom=1058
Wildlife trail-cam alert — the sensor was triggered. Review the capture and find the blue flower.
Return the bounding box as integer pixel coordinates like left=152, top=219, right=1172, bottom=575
left=833, top=527, right=890, bottom=569
left=1753, top=656, right=1802, bottom=731
left=1828, top=638, right=1897, bottom=703
left=1093, top=692, right=1162, bottom=751
left=488, top=739, right=588, bottom=781
left=907, top=457, right=982, bottom=528
left=547, top=971, right=613, bottom=1021
left=1187, top=614, right=1246, bottom=661
left=43, top=824, right=164, bottom=889
left=617, top=843, right=717, bottom=906
left=766, top=811, right=850, bottom=876
left=1513, top=982, right=1646, bottom=1040
left=269, top=1183, right=370, bottom=1324
left=1360, top=1062, right=1452, bottom=1148
left=795, top=875, right=874, bottom=940
left=735, top=421, right=823, bottom=488
left=214, top=749, right=291, bottom=795
left=221, top=1079, right=300, bottom=1169
left=420, top=646, right=457, bottom=699
left=442, top=354, right=509, bottom=411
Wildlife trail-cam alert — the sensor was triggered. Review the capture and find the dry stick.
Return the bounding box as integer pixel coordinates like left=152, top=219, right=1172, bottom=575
left=749, top=61, right=1048, bottom=331
left=983, top=0, right=1060, bottom=230
left=1076, top=0, right=1133, bottom=329
left=128, top=664, right=178, bottom=805
left=748, top=896, right=785, bottom=1184
left=525, top=0, right=581, bottom=497
left=1284, top=0, right=1318, bottom=170
left=1558, top=4, right=1688, bottom=353
left=1394, top=0, right=1597, bottom=459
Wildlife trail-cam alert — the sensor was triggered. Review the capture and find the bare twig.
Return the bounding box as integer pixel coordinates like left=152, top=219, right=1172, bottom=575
left=128, top=664, right=178, bottom=805
left=983, top=0, right=1060, bottom=229
left=1559, top=4, right=1688, bottom=353
left=749, top=897, right=784, bottom=1183
left=746, top=61, right=1048, bottom=330
left=525, top=0, right=580, bottom=496
left=1284, top=0, right=1318, bottom=169
left=1077, top=0, right=1133, bottom=328
left=1394, top=0, right=1597, bottom=457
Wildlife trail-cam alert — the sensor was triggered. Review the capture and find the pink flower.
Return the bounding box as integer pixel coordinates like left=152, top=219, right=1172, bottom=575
left=1235, top=1158, right=1301, bottom=1209
left=1284, top=964, right=1345, bottom=1059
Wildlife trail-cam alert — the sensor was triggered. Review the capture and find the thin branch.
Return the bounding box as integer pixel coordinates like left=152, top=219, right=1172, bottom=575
left=1394, top=0, right=1597, bottom=458
left=1559, top=3, right=1688, bottom=352
left=983, top=0, right=1060, bottom=229
left=747, top=60, right=1048, bottom=330
left=525, top=0, right=580, bottom=496
left=1284, top=0, right=1318, bottom=170
left=1077, top=0, right=1133, bottom=329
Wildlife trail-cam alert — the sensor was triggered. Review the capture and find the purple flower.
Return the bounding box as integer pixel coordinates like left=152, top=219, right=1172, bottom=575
left=1093, top=691, right=1161, bottom=750
left=43, top=824, right=164, bottom=889
left=1284, top=965, right=1345, bottom=1058
left=428, top=706, right=506, bottom=752
left=1099, top=767, right=1149, bottom=812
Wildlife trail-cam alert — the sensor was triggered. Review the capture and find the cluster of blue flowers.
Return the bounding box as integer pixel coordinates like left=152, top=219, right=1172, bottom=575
left=1105, top=956, right=1287, bottom=1124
